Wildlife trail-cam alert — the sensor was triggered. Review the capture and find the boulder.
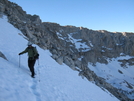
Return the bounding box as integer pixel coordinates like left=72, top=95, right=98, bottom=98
left=0, top=51, right=7, bottom=60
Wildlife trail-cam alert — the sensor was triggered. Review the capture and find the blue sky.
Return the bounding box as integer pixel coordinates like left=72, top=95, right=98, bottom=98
left=9, top=0, right=134, bottom=32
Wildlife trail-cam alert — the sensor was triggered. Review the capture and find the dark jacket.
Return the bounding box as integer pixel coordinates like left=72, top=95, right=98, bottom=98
left=19, top=46, right=39, bottom=59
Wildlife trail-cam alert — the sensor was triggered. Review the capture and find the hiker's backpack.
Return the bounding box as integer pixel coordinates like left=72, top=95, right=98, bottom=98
left=33, top=47, right=39, bottom=60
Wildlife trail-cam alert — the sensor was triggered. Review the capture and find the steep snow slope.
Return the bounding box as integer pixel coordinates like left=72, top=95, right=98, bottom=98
left=0, top=15, right=119, bottom=101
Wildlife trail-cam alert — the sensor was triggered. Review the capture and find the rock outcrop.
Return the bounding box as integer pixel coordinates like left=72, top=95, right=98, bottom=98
left=0, top=0, right=134, bottom=100
left=0, top=51, right=7, bottom=60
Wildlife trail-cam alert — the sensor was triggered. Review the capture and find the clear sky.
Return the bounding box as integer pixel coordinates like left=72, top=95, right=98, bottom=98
left=8, top=0, right=134, bottom=33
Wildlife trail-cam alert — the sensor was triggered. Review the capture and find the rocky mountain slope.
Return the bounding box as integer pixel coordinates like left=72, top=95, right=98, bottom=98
left=0, top=0, right=134, bottom=100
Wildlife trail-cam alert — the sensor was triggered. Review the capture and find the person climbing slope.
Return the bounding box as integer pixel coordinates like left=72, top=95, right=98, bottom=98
left=19, top=41, right=39, bottom=78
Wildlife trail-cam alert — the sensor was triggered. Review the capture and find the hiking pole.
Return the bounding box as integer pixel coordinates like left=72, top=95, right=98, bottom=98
left=38, top=58, right=39, bottom=65
left=38, top=66, right=40, bottom=82
left=37, top=58, right=40, bottom=82
left=19, top=56, right=20, bottom=67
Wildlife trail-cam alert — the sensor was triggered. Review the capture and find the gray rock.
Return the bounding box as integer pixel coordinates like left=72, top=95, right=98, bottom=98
left=0, top=51, right=7, bottom=60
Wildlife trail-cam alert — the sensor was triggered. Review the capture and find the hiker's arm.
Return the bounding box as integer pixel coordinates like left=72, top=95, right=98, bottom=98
left=19, top=48, right=28, bottom=55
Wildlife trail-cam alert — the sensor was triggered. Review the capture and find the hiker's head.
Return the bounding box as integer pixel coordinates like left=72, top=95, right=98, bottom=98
left=27, top=41, right=32, bottom=47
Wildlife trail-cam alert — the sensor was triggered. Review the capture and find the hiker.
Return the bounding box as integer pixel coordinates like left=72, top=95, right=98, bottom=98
left=19, top=42, right=39, bottom=78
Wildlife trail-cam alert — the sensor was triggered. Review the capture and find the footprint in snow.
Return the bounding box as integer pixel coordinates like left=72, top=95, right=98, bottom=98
left=30, top=78, right=41, bottom=101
